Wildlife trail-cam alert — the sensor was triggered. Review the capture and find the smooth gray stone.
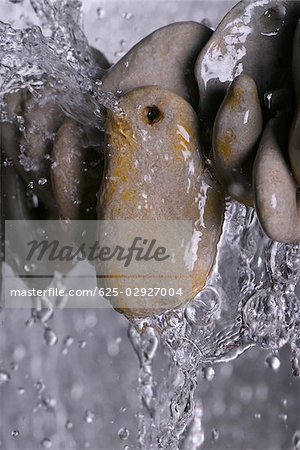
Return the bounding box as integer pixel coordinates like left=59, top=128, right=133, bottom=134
left=102, top=22, right=212, bottom=107
left=253, top=115, right=300, bottom=243
left=51, top=118, right=103, bottom=221
left=195, top=0, right=300, bottom=125
left=212, top=74, right=263, bottom=205
left=289, top=105, right=300, bottom=186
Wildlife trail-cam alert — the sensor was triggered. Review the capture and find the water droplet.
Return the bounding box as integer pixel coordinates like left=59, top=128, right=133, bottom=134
left=265, top=354, right=280, bottom=371
left=85, top=314, right=97, bottom=328
left=122, top=12, right=133, bottom=20
left=202, top=366, right=215, bottom=381
left=65, top=420, right=73, bottom=430
left=0, top=371, right=10, bottom=385
left=34, top=380, right=45, bottom=393
left=24, top=263, right=36, bottom=273
left=62, top=336, right=74, bottom=355
left=10, top=362, right=19, bottom=372
left=63, top=336, right=74, bottom=348
left=11, top=430, right=19, bottom=437
left=279, top=413, right=287, bottom=422
left=293, top=430, right=300, bottom=449
left=25, top=318, right=34, bottom=327
left=79, top=340, right=87, bottom=349
left=185, top=288, right=219, bottom=326
left=96, top=7, right=105, bottom=19
left=16, top=115, right=25, bottom=132
left=32, top=304, right=53, bottom=324
left=42, top=396, right=56, bottom=410
left=114, top=50, right=126, bottom=58
left=118, top=427, right=130, bottom=441
left=260, top=5, right=286, bottom=36
left=291, top=355, right=300, bottom=377
left=3, top=158, right=13, bottom=167
left=84, top=409, right=95, bottom=424
left=38, top=178, right=48, bottom=186
left=43, top=328, right=58, bottom=346
left=211, top=428, right=219, bottom=441
left=19, top=151, right=34, bottom=172
left=40, top=438, right=52, bottom=448
left=242, top=289, right=293, bottom=348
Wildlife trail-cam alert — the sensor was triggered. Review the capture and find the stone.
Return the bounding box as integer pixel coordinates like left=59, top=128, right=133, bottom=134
left=0, top=46, right=110, bottom=213
left=212, top=74, right=263, bottom=205
left=288, top=106, right=300, bottom=185
left=1, top=89, right=63, bottom=212
left=102, top=22, right=212, bottom=108
left=51, top=118, right=103, bottom=220
left=195, top=0, right=300, bottom=126
left=97, top=86, right=225, bottom=318
left=253, top=115, right=300, bottom=243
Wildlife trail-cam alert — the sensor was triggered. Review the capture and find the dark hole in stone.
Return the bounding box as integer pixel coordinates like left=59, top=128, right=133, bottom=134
left=144, top=106, right=163, bottom=125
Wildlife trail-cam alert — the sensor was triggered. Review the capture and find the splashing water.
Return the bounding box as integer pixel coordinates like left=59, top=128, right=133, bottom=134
left=129, top=201, right=300, bottom=449
left=1, top=1, right=300, bottom=449
left=0, top=0, right=119, bottom=128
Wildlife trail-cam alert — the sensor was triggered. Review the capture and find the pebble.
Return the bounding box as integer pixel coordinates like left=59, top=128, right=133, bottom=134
left=253, top=115, right=300, bottom=242
left=102, top=22, right=212, bottom=107
left=212, top=74, right=262, bottom=205
left=51, top=119, right=103, bottom=220
left=195, top=0, right=300, bottom=125
left=98, top=86, right=225, bottom=318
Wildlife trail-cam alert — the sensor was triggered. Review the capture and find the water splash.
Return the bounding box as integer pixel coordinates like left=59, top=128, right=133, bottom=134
left=129, top=201, right=300, bottom=449
left=0, top=0, right=119, bottom=128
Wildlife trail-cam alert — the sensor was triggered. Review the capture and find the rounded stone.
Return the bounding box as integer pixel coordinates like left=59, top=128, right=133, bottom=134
left=253, top=115, right=300, bottom=243
left=98, top=86, right=225, bottom=318
left=289, top=106, right=300, bottom=185
left=212, top=74, right=263, bottom=205
left=195, top=0, right=300, bottom=125
left=102, top=22, right=212, bottom=107
left=1, top=89, right=64, bottom=212
left=51, top=118, right=103, bottom=221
